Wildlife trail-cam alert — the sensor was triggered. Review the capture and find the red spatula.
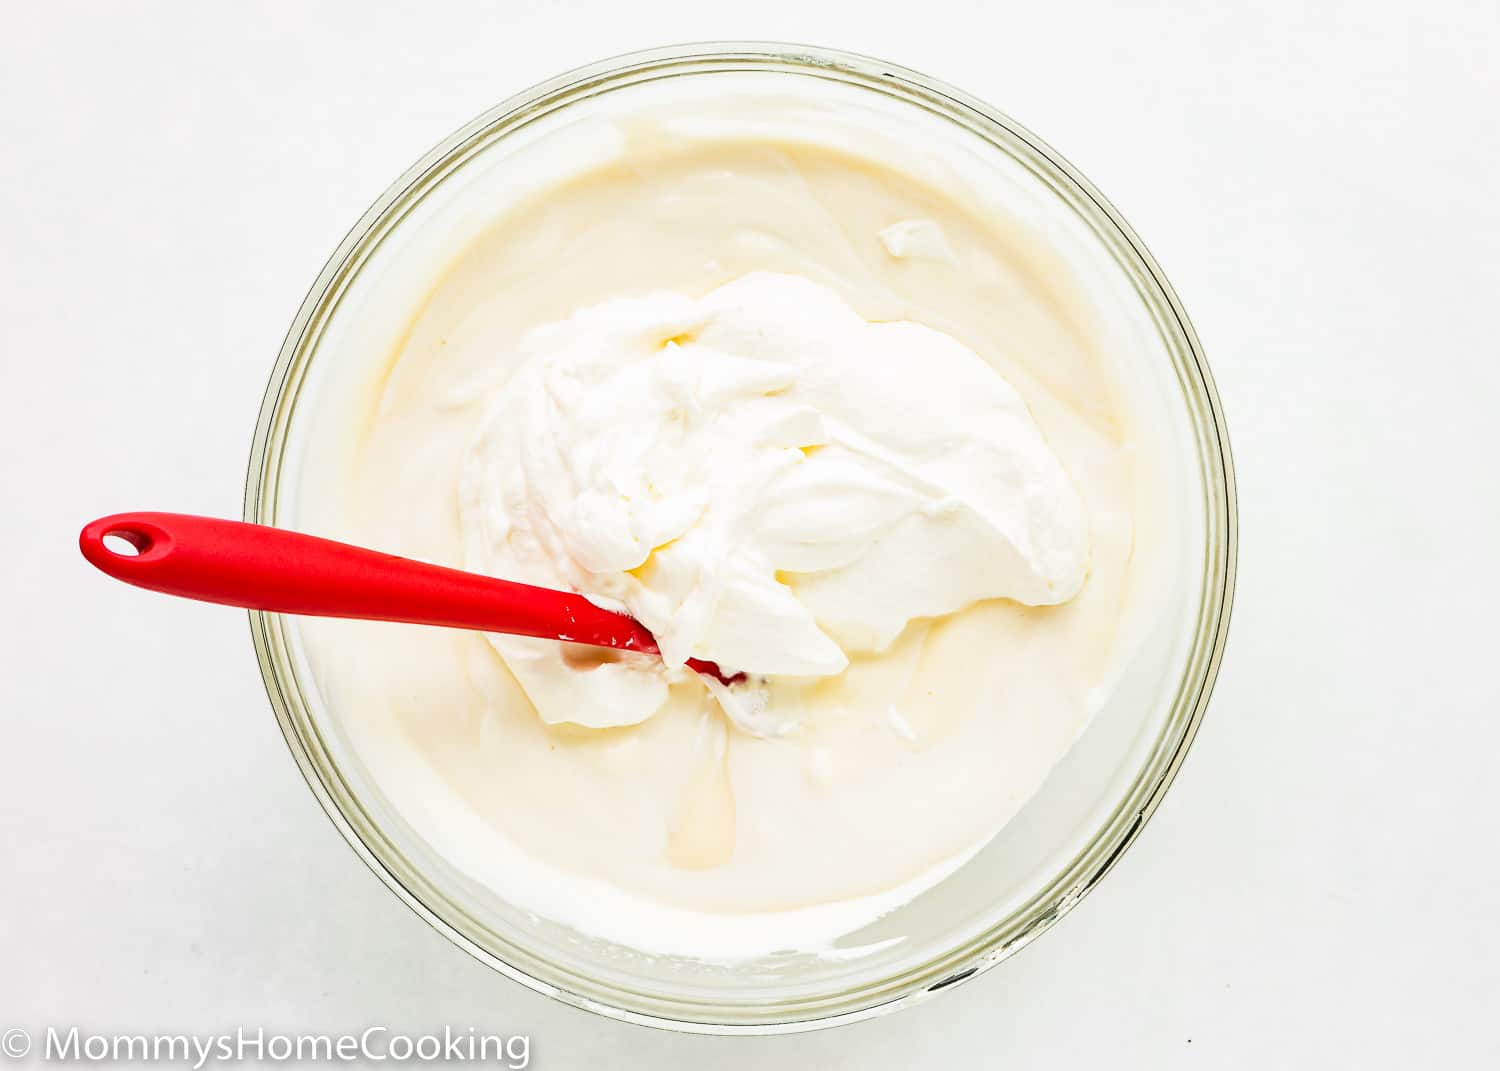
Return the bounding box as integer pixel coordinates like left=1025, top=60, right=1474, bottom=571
left=79, top=511, right=740, bottom=684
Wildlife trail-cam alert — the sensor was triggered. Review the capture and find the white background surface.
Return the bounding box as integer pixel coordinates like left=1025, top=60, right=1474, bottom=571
left=3, top=2, right=1497, bottom=1067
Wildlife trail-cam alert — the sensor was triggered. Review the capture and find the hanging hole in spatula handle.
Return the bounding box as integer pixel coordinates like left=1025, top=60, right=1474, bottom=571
left=79, top=513, right=175, bottom=574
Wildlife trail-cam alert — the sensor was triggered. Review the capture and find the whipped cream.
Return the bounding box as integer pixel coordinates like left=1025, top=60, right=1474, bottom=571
left=460, top=272, right=1088, bottom=732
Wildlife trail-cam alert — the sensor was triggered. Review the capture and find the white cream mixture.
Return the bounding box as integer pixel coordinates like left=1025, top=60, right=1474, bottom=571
left=297, top=127, right=1144, bottom=959
left=461, top=272, right=1089, bottom=735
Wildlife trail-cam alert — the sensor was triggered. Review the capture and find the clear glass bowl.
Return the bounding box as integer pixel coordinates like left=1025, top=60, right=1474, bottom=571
left=244, top=43, right=1236, bottom=1033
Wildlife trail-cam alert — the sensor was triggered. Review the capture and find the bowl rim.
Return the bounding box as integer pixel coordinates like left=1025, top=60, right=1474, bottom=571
left=244, top=40, right=1237, bottom=1034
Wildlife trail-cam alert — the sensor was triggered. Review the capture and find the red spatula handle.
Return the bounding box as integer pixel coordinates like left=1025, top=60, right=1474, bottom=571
left=78, top=512, right=732, bottom=680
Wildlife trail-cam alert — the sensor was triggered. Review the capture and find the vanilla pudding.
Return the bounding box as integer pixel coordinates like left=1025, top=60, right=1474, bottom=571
left=289, top=92, right=1177, bottom=962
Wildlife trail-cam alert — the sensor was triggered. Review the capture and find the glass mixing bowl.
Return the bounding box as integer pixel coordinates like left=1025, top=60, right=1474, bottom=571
left=245, top=42, right=1236, bottom=1032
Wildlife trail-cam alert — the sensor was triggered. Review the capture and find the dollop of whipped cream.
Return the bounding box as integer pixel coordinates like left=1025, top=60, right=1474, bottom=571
left=460, top=273, right=1088, bottom=731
